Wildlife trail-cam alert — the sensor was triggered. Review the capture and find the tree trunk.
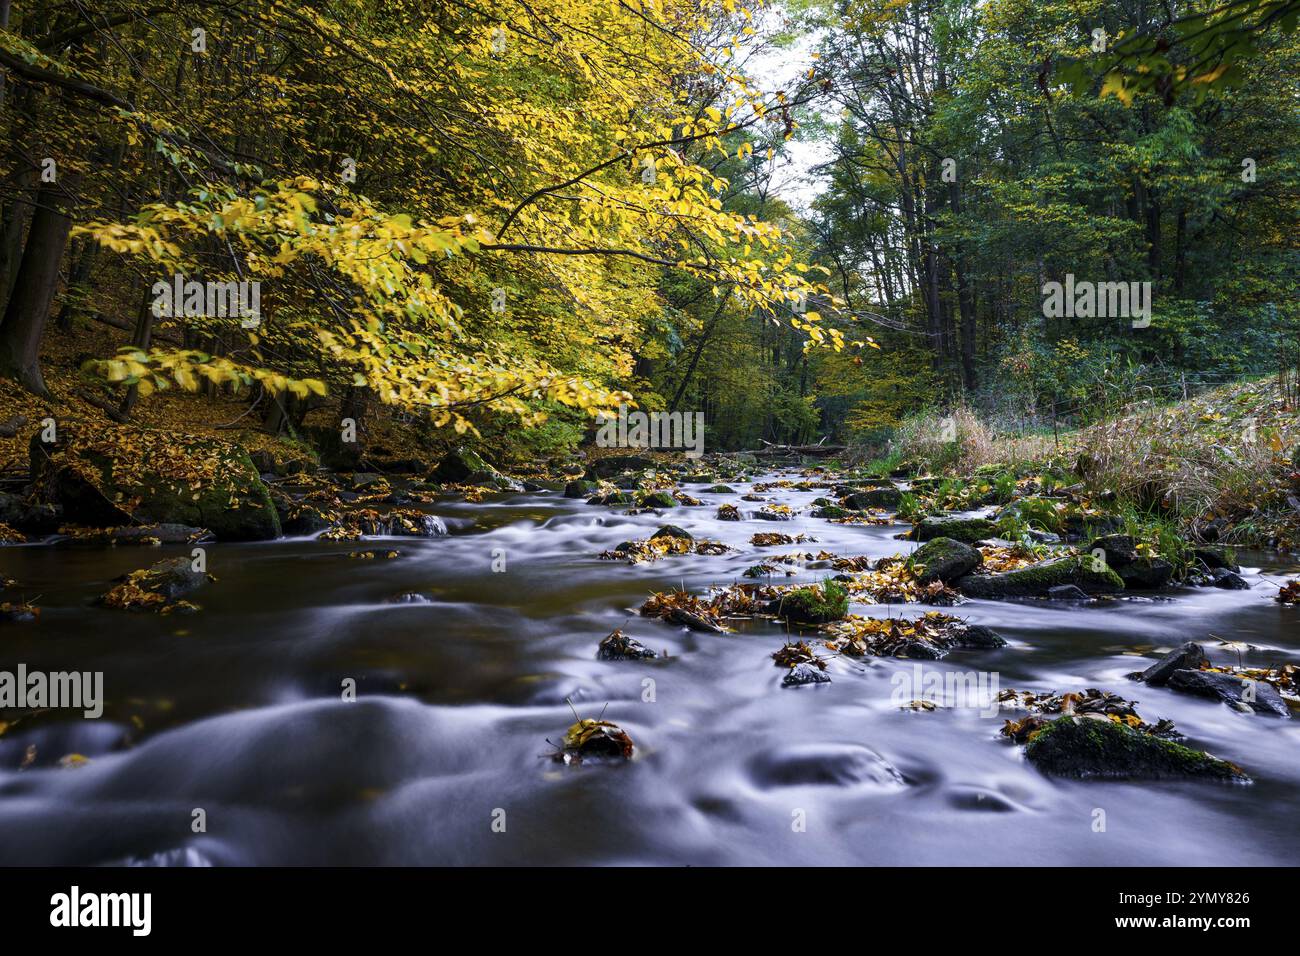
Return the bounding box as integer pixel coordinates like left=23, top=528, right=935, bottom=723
left=0, top=174, right=80, bottom=396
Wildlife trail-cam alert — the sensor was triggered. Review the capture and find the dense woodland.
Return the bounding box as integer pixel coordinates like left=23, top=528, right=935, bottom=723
left=0, top=0, right=1296, bottom=462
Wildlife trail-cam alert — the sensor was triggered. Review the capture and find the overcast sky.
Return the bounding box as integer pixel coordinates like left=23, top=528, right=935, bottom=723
left=741, top=11, right=834, bottom=211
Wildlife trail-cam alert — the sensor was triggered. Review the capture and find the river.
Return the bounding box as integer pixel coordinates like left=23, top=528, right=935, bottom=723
left=1, top=472, right=1297, bottom=865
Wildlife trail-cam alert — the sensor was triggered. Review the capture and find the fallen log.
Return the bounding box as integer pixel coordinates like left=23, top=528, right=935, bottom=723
left=752, top=442, right=846, bottom=458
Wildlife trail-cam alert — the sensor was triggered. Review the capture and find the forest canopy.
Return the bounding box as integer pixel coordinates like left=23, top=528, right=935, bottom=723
left=0, top=0, right=1296, bottom=457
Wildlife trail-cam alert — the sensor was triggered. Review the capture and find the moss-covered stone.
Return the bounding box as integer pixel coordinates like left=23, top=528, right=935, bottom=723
left=586, top=455, right=655, bottom=479
left=564, top=479, right=599, bottom=498
left=31, top=427, right=280, bottom=540
left=651, top=524, right=692, bottom=541
left=957, top=554, right=1124, bottom=598
left=912, top=516, right=998, bottom=543
left=638, top=490, right=677, bottom=508
left=587, top=490, right=634, bottom=506
left=428, top=446, right=495, bottom=483
left=908, top=536, right=982, bottom=584
left=705, top=484, right=736, bottom=494
left=812, top=505, right=850, bottom=518
left=770, top=581, right=849, bottom=626
left=1025, top=715, right=1249, bottom=781
left=842, top=487, right=902, bottom=510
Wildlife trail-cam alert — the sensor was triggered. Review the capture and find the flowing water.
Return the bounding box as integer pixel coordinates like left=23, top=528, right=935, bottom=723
left=1, top=474, right=1297, bottom=866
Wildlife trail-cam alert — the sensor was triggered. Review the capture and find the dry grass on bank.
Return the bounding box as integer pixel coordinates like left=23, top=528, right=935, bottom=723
left=884, top=380, right=1300, bottom=547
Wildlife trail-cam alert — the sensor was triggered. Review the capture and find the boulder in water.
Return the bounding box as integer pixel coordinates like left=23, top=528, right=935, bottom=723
left=1024, top=715, right=1249, bottom=781
left=908, top=536, right=981, bottom=585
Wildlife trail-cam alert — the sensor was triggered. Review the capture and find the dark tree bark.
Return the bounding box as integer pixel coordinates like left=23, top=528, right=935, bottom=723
left=0, top=173, right=80, bottom=396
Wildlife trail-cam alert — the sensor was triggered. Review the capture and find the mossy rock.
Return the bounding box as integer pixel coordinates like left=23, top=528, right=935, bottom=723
left=769, top=583, right=849, bottom=626
left=705, top=484, right=736, bottom=494
left=31, top=427, right=280, bottom=541
left=908, top=536, right=982, bottom=584
left=651, top=524, right=692, bottom=541
left=587, top=490, right=634, bottom=506
left=564, top=479, right=599, bottom=498
left=638, top=490, right=677, bottom=508
left=586, top=455, right=655, bottom=479
left=842, top=487, right=902, bottom=510
left=913, top=516, right=998, bottom=543
left=957, top=554, right=1124, bottom=598
left=812, top=505, right=851, bottom=519
left=1025, top=716, right=1249, bottom=781
left=429, top=446, right=496, bottom=483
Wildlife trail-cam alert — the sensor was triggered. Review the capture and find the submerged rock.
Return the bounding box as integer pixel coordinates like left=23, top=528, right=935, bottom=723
left=908, top=536, right=982, bottom=585
left=1024, top=715, right=1249, bottom=781
left=1166, top=669, right=1291, bottom=717
left=100, top=556, right=209, bottom=611
left=747, top=744, right=903, bottom=788
left=1046, top=584, right=1091, bottom=600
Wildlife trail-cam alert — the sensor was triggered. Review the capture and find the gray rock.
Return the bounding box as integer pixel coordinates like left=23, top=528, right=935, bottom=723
left=782, top=663, right=831, bottom=686
left=1192, top=546, right=1239, bottom=572
left=1211, top=568, right=1250, bottom=590
left=1167, top=669, right=1290, bottom=717
left=597, top=631, right=657, bottom=661
left=1086, top=534, right=1139, bottom=566
left=1117, top=556, right=1175, bottom=590
left=954, top=624, right=1007, bottom=648
left=1134, top=642, right=1208, bottom=687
